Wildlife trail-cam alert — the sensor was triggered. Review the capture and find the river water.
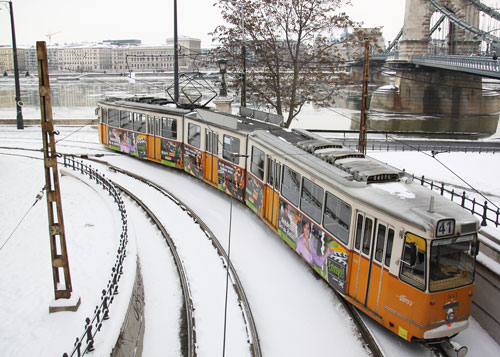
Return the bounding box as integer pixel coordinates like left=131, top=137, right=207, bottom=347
left=1, top=75, right=499, bottom=139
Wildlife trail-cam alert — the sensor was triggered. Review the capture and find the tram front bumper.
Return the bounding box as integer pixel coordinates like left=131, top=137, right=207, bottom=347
left=423, top=319, right=469, bottom=339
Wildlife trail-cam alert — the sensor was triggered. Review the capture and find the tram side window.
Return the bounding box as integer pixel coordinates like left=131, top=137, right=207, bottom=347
left=300, top=177, right=323, bottom=224
left=281, top=165, right=300, bottom=207
left=250, top=146, right=265, bottom=181
left=161, top=117, right=177, bottom=139
left=223, top=135, right=240, bottom=164
left=101, top=108, right=108, bottom=124
left=147, top=116, right=154, bottom=135
left=384, top=229, right=394, bottom=267
left=108, top=109, right=119, bottom=127
left=400, top=233, right=426, bottom=290
left=206, top=131, right=218, bottom=155
left=134, top=113, right=146, bottom=133
left=374, top=224, right=387, bottom=262
left=355, top=214, right=363, bottom=250
left=267, top=159, right=282, bottom=191
left=120, top=111, right=132, bottom=129
left=362, top=218, right=373, bottom=255
left=188, top=123, right=201, bottom=148
left=323, top=193, right=351, bottom=245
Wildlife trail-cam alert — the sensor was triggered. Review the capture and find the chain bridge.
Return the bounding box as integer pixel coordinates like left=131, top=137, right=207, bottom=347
left=368, top=0, right=500, bottom=115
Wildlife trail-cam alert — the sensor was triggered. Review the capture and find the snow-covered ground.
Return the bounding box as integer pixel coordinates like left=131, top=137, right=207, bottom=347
left=1, top=108, right=500, bottom=356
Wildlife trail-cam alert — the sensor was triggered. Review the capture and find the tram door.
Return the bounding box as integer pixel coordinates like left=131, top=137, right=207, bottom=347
left=350, top=212, right=392, bottom=314
left=350, top=212, right=374, bottom=304
left=365, top=223, right=394, bottom=314
left=148, top=116, right=159, bottom=160
left=204, top=130, right=219, bottom=185
left=264, top=158, right=280, bottom=226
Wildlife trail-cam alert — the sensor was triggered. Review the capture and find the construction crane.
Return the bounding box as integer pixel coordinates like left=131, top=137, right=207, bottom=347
left=45, top=31, right=61, bottom=45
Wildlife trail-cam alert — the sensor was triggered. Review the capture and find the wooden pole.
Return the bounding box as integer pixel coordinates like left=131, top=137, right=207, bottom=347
left=358, top=39, right=370, bottom=155
left=37, top=41, right=77, bottom=308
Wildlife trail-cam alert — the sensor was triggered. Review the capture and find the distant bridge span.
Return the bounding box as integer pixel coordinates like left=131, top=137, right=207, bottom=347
left=367, top=1, right=500, bottom=116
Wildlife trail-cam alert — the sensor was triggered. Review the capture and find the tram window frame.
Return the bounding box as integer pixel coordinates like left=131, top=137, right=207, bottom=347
left=323, top=192, right=351, bottom=245
left=223, top=134, right=240, bottom=164
left=400, top=233, right=427, bottom=291
left=300, top=177, right=324, bottom=224
left=206, top=130, right=219, bottom=155
left=161, top=117, right=177, bottom=139
left=187, top=123, right=201, bottom=148
left=133, top=113, right=146, bottom=133
left=120, top=111, right=132, bottom=129
left=281, top=165, right=300, bottom=207
left=250, top=146, right=265, bottom=181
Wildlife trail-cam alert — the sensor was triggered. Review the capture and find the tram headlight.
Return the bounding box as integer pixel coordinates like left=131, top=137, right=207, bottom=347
left=447, top=308, right=456, bottom=323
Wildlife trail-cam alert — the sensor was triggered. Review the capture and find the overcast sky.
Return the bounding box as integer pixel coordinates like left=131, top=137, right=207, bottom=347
left=1, top=0, right=404, bottom=48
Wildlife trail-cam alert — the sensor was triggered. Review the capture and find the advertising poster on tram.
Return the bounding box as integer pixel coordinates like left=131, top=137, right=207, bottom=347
left=135, top=134, right=147, bottom=158
left=245, top=175, right=264, bottom=215
left=278, top=198, right=348, bottom=287
left=184, top=145, right=204, bottom=179
left=161, top=139, right=182, bottom=168
left=217, top=161, right=245, bottom=201
left=326, top=246, right=349, bottom=294
left=108, top=128, right=137, bottom=155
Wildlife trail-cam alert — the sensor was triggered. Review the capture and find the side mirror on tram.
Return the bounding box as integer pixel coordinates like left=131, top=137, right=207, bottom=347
left=403, top=242, right=418, bottom=267
left=471, top=240, right=480, bottom=257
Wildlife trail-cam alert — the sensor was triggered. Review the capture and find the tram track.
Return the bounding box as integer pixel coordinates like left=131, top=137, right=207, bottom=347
left=1, top=142, right=498, bottom=355
left=0, top=147, right=261, bottom=355
left=105, top=163, right=262, bottom=356
left=112, top=182, right=197, bottom=357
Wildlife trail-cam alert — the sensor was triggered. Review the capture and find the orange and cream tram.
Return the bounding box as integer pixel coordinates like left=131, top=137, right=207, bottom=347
left=97, top=98, right=480, bottom=348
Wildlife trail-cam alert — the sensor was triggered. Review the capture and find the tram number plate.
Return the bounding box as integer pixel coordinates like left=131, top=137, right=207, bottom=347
left=436, top=219, right=455, bottom=237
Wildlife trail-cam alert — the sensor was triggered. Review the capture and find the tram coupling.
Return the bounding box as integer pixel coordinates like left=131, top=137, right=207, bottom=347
left=433, top=339, right=468, bottom=357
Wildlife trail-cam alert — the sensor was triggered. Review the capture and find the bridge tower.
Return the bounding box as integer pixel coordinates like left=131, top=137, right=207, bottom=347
left=369, top=0, right=500, bottom=117
left=399, top=0, right=480, bottom=59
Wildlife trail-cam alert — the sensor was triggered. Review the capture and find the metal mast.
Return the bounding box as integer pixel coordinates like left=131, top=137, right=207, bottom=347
left=358, top=39, right=370, bottom=155
left=174, top=0, right=179, bottom=103
left=37, top=41, right=78, bottom=310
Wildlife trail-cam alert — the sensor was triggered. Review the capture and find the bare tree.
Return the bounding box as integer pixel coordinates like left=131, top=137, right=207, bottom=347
left=212, top=0, right=366, bottom=128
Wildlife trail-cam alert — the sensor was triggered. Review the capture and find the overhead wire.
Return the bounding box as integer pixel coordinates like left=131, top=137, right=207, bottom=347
left=324, top=106, right=500, bottom=211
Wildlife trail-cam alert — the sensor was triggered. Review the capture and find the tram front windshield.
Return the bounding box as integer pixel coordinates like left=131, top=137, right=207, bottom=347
left=429, top=234, right=477, bottom=292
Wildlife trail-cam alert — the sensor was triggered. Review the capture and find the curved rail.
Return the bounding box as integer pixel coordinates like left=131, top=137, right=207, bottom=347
left=337, top=297, right=383, bottom=357
left=107, top=164, right=262, bottom=357
left=112, top=182, right=197, bottom=357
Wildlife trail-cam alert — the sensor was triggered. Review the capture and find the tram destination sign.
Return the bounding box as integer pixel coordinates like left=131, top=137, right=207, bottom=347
left=436, top=219, right=455, bottom=237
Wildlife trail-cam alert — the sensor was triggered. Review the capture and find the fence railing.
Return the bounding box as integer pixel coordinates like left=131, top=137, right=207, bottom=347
left=411, top=55, right=500, bottom=78
left=61, top=155, right=129, bottom=357
left=417, top=175, right=500, bottom=228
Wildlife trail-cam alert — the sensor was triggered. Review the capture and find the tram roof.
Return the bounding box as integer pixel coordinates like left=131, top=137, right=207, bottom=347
left=98, top=98, right=193, bottom=116
left=186, top=108, right=284, bottom=133
left=251, top=130, right=478, bottom=236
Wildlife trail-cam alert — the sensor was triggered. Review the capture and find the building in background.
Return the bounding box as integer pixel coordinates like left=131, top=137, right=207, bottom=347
left=0, top=37, right=202, bottom=74
left=0, top=46, right=26, bottom=74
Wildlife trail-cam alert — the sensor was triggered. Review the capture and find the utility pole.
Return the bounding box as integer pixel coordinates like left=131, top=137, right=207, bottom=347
left=173, top=0, right=179, bottom=103
left=240, top=8, right=246, bottom=107
left=358, top=39, right=370, bottom=155
left=37, top=41, right=79, bottom=312
left=3, top=0, right=24, bottom=129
